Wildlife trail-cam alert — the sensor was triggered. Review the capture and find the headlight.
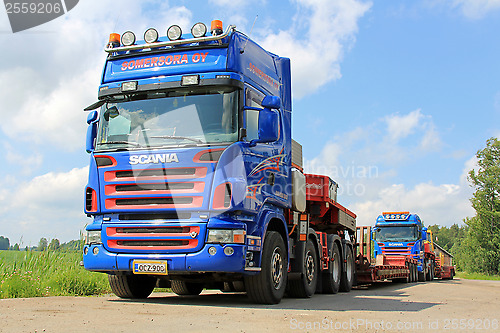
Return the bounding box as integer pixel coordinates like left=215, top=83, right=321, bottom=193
left=85, top=231, right=102, bottom=245
left=207, top=229, right=245, bottom=244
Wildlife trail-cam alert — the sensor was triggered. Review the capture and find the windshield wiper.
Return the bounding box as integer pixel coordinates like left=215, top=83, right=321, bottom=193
left=103, top=141, right=143, bottom=147
left=150, top=135, right=204, bottom=144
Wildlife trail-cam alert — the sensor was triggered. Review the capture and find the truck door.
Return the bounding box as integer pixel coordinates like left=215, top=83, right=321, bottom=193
left=244, top=86, right=289, bottom=209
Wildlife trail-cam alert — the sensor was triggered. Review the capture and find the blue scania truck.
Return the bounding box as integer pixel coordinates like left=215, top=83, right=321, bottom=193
left=372, top=212, right=436, bottom=281
left=82, top=20, right=359, bottom=304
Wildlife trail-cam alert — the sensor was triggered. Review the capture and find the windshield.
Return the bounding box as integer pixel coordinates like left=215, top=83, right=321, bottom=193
left=374, top=226, right=419, bottom=242
left=96, top=87, right=239, bottom=150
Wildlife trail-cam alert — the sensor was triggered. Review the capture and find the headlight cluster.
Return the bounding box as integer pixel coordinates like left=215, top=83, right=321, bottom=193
left=207, top=229, right=245, bottom=244
left=85, top=230, right=102, bottom=245
left=108, top=21, right=219, bottom=48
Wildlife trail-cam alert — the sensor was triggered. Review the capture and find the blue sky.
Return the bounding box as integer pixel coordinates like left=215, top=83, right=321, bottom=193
left=0, top=0, right=499, bottom=246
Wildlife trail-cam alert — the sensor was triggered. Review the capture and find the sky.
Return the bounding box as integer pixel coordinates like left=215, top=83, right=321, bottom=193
left=0, top=0, right=499, bottom=246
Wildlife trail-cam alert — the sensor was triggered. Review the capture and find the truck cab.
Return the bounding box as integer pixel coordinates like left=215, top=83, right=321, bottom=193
left=372, top=212, right=432, bottom=280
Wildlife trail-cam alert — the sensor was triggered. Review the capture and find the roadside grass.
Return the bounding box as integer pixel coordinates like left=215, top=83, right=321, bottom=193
left=0, top=250, right=110, bottom=299
left=456, top=271, right=500, bottom=281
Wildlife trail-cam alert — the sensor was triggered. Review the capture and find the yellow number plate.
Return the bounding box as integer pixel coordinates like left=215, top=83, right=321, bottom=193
left=132, top=260, right=167, bottom=275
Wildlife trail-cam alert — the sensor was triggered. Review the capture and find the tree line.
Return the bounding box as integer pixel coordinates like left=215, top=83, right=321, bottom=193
left=0, top=236, right=82, bottom=252
left=428, top=137, right=499, bottom=275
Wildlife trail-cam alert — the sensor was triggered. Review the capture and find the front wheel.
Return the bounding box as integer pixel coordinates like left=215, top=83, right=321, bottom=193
left=244, top=231, right=287, bottom=304
left=288, top=239, right=318, bottom=298
left=108, top=273, right=156, bottom=299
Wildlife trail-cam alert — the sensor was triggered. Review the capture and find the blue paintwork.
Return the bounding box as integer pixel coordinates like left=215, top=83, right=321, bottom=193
left=84, top=29, right=292, bottom=276
left=372, top=213, right=427, bottom=271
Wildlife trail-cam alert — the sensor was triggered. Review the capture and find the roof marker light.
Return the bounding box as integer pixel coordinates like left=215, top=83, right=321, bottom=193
left=191, top=22, right=207, bottom=38
left=144, top=28, right=159, bottom=43
left=167, top=25, right=182, bottom=41
left=211, top=20, right=223, bottom=35
left=121, top=31, right=136, bottom=46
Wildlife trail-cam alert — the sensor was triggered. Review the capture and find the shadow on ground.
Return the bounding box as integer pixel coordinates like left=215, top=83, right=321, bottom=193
left=109, top=279, right=457, bottom=312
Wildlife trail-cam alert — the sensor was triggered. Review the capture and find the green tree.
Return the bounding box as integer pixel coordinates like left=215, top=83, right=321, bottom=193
left=38, top=237, right=48, bottom=251
left=0, top=236, right=10, bottom=250
left=48, top=238, right=60, bottom=251
left=13, top=243, right=20, bottom=251
left=463, top=137, right=500, bottom=274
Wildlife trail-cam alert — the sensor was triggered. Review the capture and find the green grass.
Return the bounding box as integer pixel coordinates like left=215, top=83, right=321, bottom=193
left=0, top=250, right=110, bottom=299
left=456, top=271, right=500, bottom=281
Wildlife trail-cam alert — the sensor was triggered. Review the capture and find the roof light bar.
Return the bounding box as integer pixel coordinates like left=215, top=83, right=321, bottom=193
left=105, top=25, right=236, bottom=53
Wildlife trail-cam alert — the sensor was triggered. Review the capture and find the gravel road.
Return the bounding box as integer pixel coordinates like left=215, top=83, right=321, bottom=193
left=1, top=278, right=499, bottom=333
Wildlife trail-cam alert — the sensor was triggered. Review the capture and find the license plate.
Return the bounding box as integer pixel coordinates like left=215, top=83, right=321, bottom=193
left=132, top=260, right=168, bottom=275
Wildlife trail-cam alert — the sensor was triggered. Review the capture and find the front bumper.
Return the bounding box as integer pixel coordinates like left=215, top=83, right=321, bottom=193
left=83, top=242, right=247, bottom=274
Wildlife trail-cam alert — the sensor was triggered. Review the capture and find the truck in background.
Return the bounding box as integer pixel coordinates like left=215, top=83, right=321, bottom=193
left=366, top=212, right=454, bottom=282
left=82, top=20, right=360, bottom=304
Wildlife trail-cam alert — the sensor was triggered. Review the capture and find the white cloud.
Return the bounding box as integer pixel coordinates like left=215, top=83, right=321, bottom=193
left=1, top=167, right=89, bottom=245
left=258, top=0, right=371, bottom=98
left=449, top=0, right=500, bottom=19
left=352, top=178, right=474, bottom=227
left=0, top=0, right=194, bottom=151
left=384, top=109, right=443, bottom=152
left=385, top=109, right=424, bottom=141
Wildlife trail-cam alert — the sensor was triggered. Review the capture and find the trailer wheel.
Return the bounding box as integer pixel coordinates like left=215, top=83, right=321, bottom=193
left=108, top=273, right=156, bottom=299
left=288, top=239, right=318, bottom=298
left=244, top=231, right=287, bottom=304
left=339, top=246, right=354, bottom=292
left=429, top=261, right=435, bottom=281
left=425, top=259, right=432, bottom=281
left=171, top=280, right=204, bottom=296
left=321, top=240, right=341, bottom=294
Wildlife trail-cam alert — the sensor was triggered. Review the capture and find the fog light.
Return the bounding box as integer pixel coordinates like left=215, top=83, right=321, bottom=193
left=83, top=247, right=89, bottom=255
left=92, top=247, right=99, bottom=255
left=208, top=246, right=217, bottom=255
left=224, top=247, right=234, bottom=256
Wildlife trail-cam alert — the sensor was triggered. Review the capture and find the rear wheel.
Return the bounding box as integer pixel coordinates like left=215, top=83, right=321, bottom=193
left=244, top=231, right=287, bottom=304
left=339, top=246, right=355, bottom=292
left=108, top=273, right=156, bottom=299
left=321, top=240, right=342, bottom=294
left=288, top=239, right=318, bottom=298
left=171, top=280, right=204, bottom=296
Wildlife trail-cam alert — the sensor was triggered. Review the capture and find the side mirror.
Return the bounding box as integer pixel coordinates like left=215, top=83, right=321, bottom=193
left=261, top=96, right=281, bottom=109
left=250, top=108, right=279, bottom=145
left=86, top=111, right=98, bottom=153
left=87, top=110, right=98, bottom=124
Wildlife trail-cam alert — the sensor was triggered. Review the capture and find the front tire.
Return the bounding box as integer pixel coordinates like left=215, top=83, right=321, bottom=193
left=245, top=231, right=287, bottom=304
left=108, top=273, right=156, bottom=299
left=288, top=239, right=318, bottom=298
